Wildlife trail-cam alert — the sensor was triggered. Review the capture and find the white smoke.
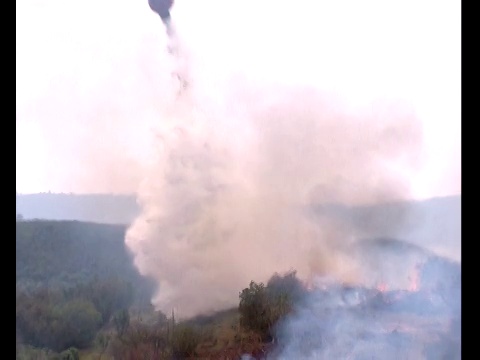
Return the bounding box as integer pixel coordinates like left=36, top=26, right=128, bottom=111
left=273, top=255, right=461, bottom=359
left=124, top=66, right=424, bottom=317
left=124, top=0, right=459, bottom=319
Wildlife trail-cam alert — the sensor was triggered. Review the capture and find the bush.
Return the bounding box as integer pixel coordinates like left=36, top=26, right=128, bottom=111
left=239, top=271, right=304, bottom=338
left=239, top=281, right=270, bottom=335
left=15, top=345, right=60, bottom=360
left=59, top=347, right=79, bottom=360
left=80, top=277, right=134, bottom=325
left=16, top=295, right=101, bottom=352
left=54, top=299, right=102, bottom=350
left=109, top=323, right=171, bottom=360
left=113, top=309, right=130, bottom=338
left=171, top=325, right=201, bottom=359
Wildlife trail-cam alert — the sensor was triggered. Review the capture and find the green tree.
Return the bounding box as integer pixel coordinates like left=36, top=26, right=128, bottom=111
left=238, top=271, right=304, bottom=339
left=171, top=325, right=201, bottom=359
left=86, top=278, right=134, bottom=325
left=53, top=299, right=102, bottom=350
left=95, top=333, right=110, bottom=360
left=59, top=347, right=80, bottom=360
left=113, top=309, right=130, bottom=338
left=16, top=294, right=101, bottom=352
left=239, top=281, right=270, bottom=335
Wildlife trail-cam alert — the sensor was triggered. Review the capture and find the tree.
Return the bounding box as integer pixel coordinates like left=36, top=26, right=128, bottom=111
left=59, top=347, right=80, bottom=360
left=239, top=271, right=305, bottom=339
left=16, top=294, right=101, bottom=352
left=114, top=309, right=130, bottom=338
left=171, top=325, right=201, bottom=359
left=239, top=281, right=270, bottom=336
left=85, top=278, right=134, bottom=325
left=96, top=333, right=110, bottom=360
left=54, top=299, right=102, bottom=350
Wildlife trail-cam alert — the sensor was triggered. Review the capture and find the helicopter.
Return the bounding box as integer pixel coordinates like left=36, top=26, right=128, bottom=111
left=148, top=0, right=174, bottom=25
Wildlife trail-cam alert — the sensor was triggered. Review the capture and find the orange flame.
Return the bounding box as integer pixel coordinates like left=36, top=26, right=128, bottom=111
left=376, top=282, right=388, bottom=292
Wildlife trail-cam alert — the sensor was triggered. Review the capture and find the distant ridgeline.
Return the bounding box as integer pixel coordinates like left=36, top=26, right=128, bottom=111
left=16, top=193, right=140, bottom=225
left=16, top=193, right=461, bottom=261
left=16, top=193, right=460, bottom=230
left=311, top=194, right=461, bottom=261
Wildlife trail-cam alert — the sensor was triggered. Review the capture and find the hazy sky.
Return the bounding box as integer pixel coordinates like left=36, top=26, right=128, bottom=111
left=16, top=0, right=461, bottom=198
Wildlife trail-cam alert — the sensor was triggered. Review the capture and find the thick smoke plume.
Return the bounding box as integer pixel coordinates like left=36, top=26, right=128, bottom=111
left=125, top=81, right=424, bottom=317
left=125, top=0, right=459, bottom=320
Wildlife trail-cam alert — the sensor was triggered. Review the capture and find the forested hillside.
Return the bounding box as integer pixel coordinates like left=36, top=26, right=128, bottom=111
left=16, top=194, right=461, bottom=258
left=14, top=220, right=309, bottom=359
left=15, top=197, right=461, bottom=359
left=16, top=221, right=156, bottom=357
left=16, top=220, right=154, bottom=296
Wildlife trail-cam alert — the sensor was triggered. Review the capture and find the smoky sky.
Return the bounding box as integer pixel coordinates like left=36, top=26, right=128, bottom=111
left=15, top=0, right=460, bottom=320
left=16, top=0, right=460, bottom=196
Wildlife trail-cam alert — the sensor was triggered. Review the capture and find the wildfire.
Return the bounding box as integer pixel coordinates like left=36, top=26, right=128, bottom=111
left=376, top=282, right=388, bottom=292
left=305, top=280, right=314, bottom=292
left=376, top=264, right=421, bottom=293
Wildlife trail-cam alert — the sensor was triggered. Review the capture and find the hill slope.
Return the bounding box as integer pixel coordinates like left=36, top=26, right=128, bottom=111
left=16, top=220, right=155, bottom=304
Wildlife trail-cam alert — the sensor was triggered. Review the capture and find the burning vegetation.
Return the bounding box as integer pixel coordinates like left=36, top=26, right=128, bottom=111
left=104, top=252, right=460, bottom=359
left=271, top=253, right=461, bottom=360
left=15, top=0, right=460, bottom=358
left=16, top=219, right=460, bottom=359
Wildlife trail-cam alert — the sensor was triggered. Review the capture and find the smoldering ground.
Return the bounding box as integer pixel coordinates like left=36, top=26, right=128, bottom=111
left=272, top=250, right=461, bottom=360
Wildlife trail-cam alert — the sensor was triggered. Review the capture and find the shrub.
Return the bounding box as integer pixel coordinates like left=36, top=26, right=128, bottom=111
left=59, top=347, right=79, bottom=360
left=171, top=325, right=201, bottom=359
left=239, top=270, right=304, bottom=338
